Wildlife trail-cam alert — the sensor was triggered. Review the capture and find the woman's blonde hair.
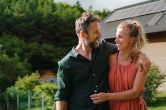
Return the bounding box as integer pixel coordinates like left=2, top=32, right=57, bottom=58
left=117, top=19, right=147, bottom=60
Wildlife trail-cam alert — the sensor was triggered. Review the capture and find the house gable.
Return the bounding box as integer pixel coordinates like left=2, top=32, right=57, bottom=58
left=101, top=0, right=166, bottom=39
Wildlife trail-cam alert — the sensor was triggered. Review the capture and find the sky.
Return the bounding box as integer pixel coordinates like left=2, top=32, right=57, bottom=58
left=54, top=0, right=149, bottom=11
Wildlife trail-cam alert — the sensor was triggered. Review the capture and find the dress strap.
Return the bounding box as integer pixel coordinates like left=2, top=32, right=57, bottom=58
left=116, top=52, right=119, bottom=62
left=116, top=52, right=133, bottom=64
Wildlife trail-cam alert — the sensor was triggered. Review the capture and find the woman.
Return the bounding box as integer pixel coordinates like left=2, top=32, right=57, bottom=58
left=90, top=20, right=150, bottom=110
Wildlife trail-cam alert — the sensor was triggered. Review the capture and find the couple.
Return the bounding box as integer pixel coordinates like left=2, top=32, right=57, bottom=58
left=55, top=12, right=150, bottom=110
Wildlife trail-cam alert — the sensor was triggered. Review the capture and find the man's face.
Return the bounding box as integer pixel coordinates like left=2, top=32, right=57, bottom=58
left=84, top=21, right=101, bottom=48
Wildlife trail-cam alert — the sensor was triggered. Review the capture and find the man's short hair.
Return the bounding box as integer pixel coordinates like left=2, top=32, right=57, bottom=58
left=75, top=12, right=100, bottom=35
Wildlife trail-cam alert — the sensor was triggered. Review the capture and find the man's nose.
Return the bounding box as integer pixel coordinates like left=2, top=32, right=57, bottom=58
left=115, top=37, right=118, bottom=42
left=98, top=32, right=101, bottom=38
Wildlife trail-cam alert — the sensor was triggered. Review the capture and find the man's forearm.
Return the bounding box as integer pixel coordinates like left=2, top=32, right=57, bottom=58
left=55, top=101, right=67, bottom=110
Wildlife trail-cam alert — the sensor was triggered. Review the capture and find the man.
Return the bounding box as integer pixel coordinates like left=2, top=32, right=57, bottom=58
left=54, top=12, right=117, bottom=110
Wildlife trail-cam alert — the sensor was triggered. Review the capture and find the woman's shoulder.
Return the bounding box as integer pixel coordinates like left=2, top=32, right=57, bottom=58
left=137, top=52, right=150, bottom=64
left=109, top=53, right=118, bottom=65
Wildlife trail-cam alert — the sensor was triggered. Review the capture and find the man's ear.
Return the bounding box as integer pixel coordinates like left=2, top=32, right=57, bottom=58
left=80, top=31, right=87, bottom=38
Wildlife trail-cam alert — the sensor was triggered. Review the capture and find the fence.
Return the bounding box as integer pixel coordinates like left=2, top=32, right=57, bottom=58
left=0, top=91, right=55, bottom=110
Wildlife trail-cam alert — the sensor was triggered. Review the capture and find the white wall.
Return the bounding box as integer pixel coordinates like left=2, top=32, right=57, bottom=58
left=142, top=42, right=166, bottom=91
left=142, top=42, right=166, bottom=73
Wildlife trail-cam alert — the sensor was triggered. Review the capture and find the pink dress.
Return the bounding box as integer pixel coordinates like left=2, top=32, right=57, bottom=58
left=108, top=55, right=147, bottom=110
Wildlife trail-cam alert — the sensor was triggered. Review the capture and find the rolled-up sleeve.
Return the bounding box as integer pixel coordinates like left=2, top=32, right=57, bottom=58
left=55, top=62, right=72, bottom=101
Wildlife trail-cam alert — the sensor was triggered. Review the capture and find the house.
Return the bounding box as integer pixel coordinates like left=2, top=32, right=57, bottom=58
left=101, top=0, right=166, bottom=74
left=39, top=70, right=57, bottom=83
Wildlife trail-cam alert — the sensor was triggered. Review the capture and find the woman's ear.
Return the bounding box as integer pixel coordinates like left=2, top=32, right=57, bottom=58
left=132, top=37, right=136, bottom=44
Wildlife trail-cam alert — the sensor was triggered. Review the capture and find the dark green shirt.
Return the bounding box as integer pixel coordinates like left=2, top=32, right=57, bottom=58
left=55, top=40, right=117, bottom=110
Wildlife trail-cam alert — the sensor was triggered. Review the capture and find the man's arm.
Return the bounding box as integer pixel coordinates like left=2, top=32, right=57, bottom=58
left=137, top=52, right=151, bottom=72
left=55, top=101, right=67, bottom=110
left=54, top=62, right=72, bottom=110
left=105, top=41, right=118, bottom=54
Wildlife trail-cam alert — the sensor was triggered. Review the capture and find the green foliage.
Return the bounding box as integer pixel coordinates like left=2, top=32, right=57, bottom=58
left=33, top=83, right=58, bottom=106
left=148, top=92, right=166, bottom=110
left=0, top=0, right=83, bottom=47
left=16, top=73, right=41, bottom=92
left=144, top=64, right=166, bottom=104
left=25, top=42, right=66, bottom=63
left=93, top=9, right=110, bottom=20
left=25, top=42, right=67, bottom=70
left=0, top=34, right=66, bottom=92
left=0, top=54, right=30, bottom=91
left=0, top=0, right=110, bottom=93
left=0, top=34, right=66, bottom=71
left=6, top=73, right=41, bottom=95
left=0, top=34, right=26, bottom=59
left=6, top=72, right=57, bottom=107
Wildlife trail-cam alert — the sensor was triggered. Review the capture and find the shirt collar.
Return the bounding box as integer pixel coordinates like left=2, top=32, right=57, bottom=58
left=71, top=47, right=79, bottom=57
left=71, top=45, right=101, bottom=56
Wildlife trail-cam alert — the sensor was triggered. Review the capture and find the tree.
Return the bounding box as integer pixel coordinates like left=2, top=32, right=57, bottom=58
left=0, top=34, right=26, bottom=59
left=93, top=9, right=110, bottom=20
left=0, top=1, right=86, bottom=91
left=6, top=73, right=41, bottom=96
left=6, top=72, right=58, bottom=108
left=33, top=83, right=57, bottom=106
left=24, top=42, right=67, bottom=71
left=0, top=0, right=84, bottom=47
left=144, top=64, right=166, bottom=104
left=0, top=54, right=30, bottom=91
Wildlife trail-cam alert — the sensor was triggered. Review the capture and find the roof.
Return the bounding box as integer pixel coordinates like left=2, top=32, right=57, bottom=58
left=39, top=70, right=56, bottom=78
left=105, top=0, right=166, bottom=22
left=101, top=0, right=166, bottom=39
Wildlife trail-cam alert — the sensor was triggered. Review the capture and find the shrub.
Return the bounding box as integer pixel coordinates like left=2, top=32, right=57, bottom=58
left=6, top=72, right=58, bottom=108
left=0, top=54, right=30, bottom=91
left=6, top=72, right=41, bottom=95
left=33, top=83, right=58, bottom=107
left=144, top=64, right=166, bottom=104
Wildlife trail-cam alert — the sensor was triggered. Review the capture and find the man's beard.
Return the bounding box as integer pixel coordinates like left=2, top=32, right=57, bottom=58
left=86, top=40, right=99, bottom=48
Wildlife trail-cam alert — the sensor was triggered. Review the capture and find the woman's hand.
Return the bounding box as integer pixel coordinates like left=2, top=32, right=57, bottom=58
left=90, top=92, right=109, bottom=104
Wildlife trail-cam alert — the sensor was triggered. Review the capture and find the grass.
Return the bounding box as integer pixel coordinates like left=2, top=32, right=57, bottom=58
left=148, top=92, right=166, bottom=110
left=18, top=92, right=166, bottom=110
left=23, top=106, right=53, bottom=110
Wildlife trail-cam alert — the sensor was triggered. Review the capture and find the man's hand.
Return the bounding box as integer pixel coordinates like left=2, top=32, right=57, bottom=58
left=138, top=52, right=151, bottom=73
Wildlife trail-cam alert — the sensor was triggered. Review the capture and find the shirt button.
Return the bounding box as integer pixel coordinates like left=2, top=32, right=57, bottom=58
left=92, top=74, right=96, bottom=77
left=95, top=85, right=98, bottom=88
left=94, top=90, right=98, bottom=93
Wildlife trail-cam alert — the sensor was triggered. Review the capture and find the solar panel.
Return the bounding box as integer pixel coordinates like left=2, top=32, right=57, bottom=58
left=148, top=12, right=164, bottom=26
left=118, top=8, right=130, bottom=19
left=105, top=0, right=166, bottom=22
left=114, top=10, right=123, bottom=20
left=127, top=6, right=138, bottom=17
left=147, top=1, right=161, bottom=14
left=133, top=5, right=144, bottom=17
left=157, top=0, right=166, bottom=12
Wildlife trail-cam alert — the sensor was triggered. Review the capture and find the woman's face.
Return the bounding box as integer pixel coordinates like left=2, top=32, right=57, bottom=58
left=115, top=27, right=133, bottom=51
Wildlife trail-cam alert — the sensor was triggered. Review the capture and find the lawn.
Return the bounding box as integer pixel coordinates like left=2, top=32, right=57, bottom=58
left=24, top=106, right=53, bottom=110
left=20, top=92, right=166, bottom=110
left=148, top=92, right=166, bottom=110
